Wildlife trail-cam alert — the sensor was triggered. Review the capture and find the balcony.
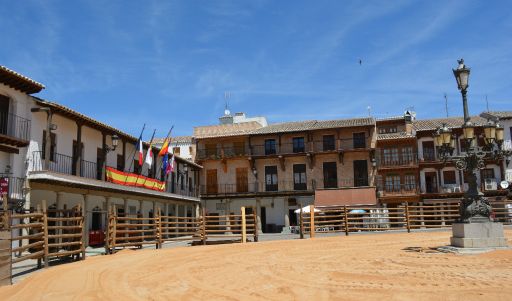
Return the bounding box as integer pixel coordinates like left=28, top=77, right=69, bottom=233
left=200, top=180, right=316, bottom=197
left=0, top=112, right=31, bottom=147
left=378, top=184, right=419, bottom=197
left=0, top=175, right=26, bottom=209
left=313, top=177, right=372, bottom=189
left=376, top=153, right=419, bottom=168
left=32, top=151, right=98, bottom=179
left=30, top=151, right=198, bottom=198
left=196, top=146, right=250, bottom=160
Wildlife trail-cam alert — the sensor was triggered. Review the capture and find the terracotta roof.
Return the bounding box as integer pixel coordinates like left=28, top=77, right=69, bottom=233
left=377, top=132, right=416, bottom=141
left=0, top=65, right=45, bottom=94
left=153, top=136, right=193, bottom=144
left=194, top=121, right=263, bottom=139
left=251, top=117, right=375, bottom=135
left=413, top=116, right=487, bottom=132
left=483, top=111, right=512, bottom=120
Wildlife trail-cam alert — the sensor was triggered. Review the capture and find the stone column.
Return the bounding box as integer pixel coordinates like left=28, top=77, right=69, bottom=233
left=419, top=202, right=425, bottom=229
left=256, top=198, right=262, bottom=234
left=283, top=198, right=290, bottom=233
left=440, top=203, right=446, bottom=226
left=56, top=192, right=64, bottom=245
left=194, top=204, right=199, bottom=218
left=139, top=200, right=143, bottom=216
left=225, top=200, right=231, bottom=234
left=123, top=198, right=128, bottom=216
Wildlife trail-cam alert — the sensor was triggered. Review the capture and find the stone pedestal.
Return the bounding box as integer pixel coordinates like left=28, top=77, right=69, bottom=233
left=450, top=222, right=507, bottom=248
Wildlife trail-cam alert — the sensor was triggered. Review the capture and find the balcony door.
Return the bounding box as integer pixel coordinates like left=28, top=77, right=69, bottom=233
left=96, top=148, right=104, bottom=180
left=265, top=166, right=278, bottom=191
left=236, top=167, right=248, bottom=193
left=353, top=160, right=369, bottom=186
left=422, top=141, right=435, bottom=161
left=323, top=162, right=338, bottom=188
left=72, top=140, right=84, bottom=176
left=425, top=172, right=437, bottom=193
left=0, top=95, right=8, bottom=136
left=293, top=164, right=307, bottom=190
left=206, top=169, right=218, bottom=194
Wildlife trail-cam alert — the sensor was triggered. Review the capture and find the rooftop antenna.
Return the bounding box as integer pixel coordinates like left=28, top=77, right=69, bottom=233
left=485, top=94, right=489, bottom=112
left=444, top=93, right=449, bottom=117
left=367, top=106, right=372, bottom=117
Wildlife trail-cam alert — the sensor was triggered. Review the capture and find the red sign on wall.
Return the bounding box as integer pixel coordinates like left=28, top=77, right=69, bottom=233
left=0, top=178, right=8, bottom=196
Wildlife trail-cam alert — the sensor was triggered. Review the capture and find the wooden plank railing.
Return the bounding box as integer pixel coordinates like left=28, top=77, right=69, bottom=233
left=299, top=200, right=512, bottom=238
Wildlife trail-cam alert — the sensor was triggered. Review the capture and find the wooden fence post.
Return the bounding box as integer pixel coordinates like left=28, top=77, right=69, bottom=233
left=42, top=200, right=49, bottom=267
left=241, top=207, right=246, bottom=244
left=111, top=205, right=117, bottom=253
left=405, top=202, right=411, bottom=233
left=309, top=205, right=315, bottom=238
left=344, top=205, right=349, bottom=236
left=299, top=204, right=304, bottom=239
left=157, top=207, right=162, bottom=249
left=252, top=206, right=258, bottom=242
left=201, top=208, right=207, bottom=245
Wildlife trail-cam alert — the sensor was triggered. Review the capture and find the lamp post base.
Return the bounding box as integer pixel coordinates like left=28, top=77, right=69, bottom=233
left=450, top=222, right=507, bottom=248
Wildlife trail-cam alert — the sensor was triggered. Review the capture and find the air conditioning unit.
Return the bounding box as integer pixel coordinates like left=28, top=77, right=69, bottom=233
left=484, top=179, right=497, bottom=191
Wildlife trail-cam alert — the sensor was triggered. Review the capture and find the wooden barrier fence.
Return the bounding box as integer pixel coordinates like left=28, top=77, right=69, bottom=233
left=300, top=200, right=512, bottom=237
left=0, top=197, right=85, bottom=285
left=107, top=206, right=258, bottom=253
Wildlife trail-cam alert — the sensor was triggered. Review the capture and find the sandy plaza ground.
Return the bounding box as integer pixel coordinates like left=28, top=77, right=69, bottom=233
left=1, top=230, right=511, bottom=301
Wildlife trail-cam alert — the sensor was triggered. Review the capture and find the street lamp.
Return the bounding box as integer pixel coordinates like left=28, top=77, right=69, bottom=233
left=435, top=59, right=512, bottom=225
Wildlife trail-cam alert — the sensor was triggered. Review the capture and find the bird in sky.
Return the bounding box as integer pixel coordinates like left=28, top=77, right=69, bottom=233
left=359, top=59, right=362, bottom=65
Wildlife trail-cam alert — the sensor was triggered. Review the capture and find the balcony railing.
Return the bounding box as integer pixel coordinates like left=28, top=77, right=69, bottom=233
left=0, top=111, right=31, bottom=142
left=197, top=137, right=372, bottom=159
left=376, top=154, right=419, bottom=167
left=31, top=151, right=199, bottom=198
left=200, top=180, right=316, bottom=196
left=377, top=184, right=419, bottom=196
left=0, top=175, right=26, bottom=209
left=200, top=177, right=374, bottom=196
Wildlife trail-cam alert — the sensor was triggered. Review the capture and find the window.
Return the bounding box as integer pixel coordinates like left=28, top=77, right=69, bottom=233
left=353, top=132, right=366, bottom=149
left=173, top=147, right=181, bottom=156
left=42, top=130, right=57, bottom=161
left=293, top=164, right=307, bottom=190
left=383, top=148, right=399, bottom=165
left=323, top=162, right=338, bottom=188
left=0, top=95, right=9, bottom=135
left=206, top=169, right=218, bottom=194
left=378, top=126, right=397, bottom=134
left=236, top=167, right=248, bottom=193
left=117, top=154, right=124, bottom=171
left=292, top=137, right=305, bottom=153
left=443, top=170, right=456, bottom=185
left=265, top=166, right=278, bottom=191
left=402, top=147, right=414, bottom=164
left=264, top=139, right=276, bottom=155
left=322, top=135, right=335, bottom=151
left=422, top=141, right=435, bottom=161
left=481, top=168, right=495, bottom=181
left=233, top=141, right=245, bottom=155
left=353, top=160, right=369, bottom=186
left=133, top=160, right=140, bottom=174
left=205, top=143, right=217, bottom=157
left=385, top=175, right=400, bottom=192
left=404, top=174, right=416, bottom=191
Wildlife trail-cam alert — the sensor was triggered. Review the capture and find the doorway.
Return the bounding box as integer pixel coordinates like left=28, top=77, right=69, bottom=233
left=425, top=172, right=438, bottom=193
left=289, top=209, right=298, bottom=226
left=0, top=95, right=9, bottom=135
left=260, top=207, right=267, bottom=233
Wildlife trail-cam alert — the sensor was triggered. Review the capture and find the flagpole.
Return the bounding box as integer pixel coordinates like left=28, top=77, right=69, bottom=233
left=123, top=124, right=145, bottom=186
left=141, top=129, right=157, bottom=187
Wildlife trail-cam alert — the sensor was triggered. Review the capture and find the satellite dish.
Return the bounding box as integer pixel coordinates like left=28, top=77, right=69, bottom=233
left=500, top=181, right=509, bottom=189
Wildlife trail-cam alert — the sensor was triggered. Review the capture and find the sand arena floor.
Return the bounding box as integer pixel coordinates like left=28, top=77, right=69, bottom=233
left=1, top=230, right=512, bottom=301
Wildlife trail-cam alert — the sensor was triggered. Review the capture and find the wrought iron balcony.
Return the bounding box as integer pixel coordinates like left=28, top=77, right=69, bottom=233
left=0, top=112, right=31, bottom=146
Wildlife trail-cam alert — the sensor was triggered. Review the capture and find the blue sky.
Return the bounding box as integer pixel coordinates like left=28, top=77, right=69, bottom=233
left=1, top=0, right=511, bottom=138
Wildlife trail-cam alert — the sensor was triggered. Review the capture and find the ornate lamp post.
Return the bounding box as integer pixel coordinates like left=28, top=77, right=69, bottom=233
left=434, top=59, right=512, bottom=224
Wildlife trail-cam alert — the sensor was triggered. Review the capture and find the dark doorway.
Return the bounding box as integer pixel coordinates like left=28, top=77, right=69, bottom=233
left=96, top=148, right=104, bottom=180
left=425, top=172, right=438, bottom=193
left=0, top=95, right=9, bottom=135
left=353, top=160, right=369, bottom=186
left=260, top=207, right=267, bottom=233
left=289, top=209, right=297, bottom=226
left=91, top=207, right=102, bottom=230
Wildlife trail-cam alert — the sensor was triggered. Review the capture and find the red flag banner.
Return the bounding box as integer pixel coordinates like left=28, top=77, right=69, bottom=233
left=105, top=167, right=165, bottom=192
